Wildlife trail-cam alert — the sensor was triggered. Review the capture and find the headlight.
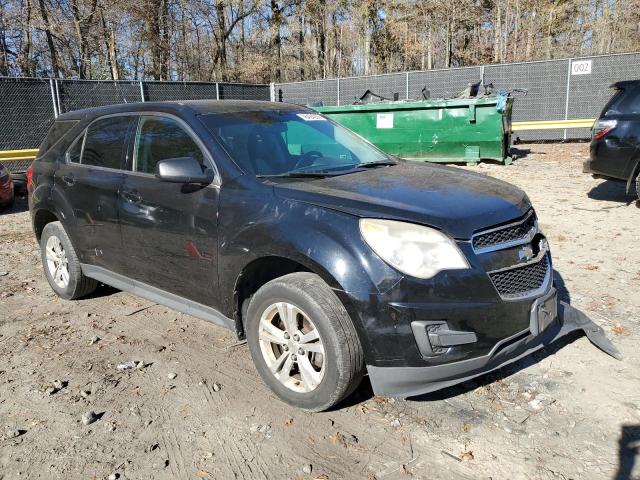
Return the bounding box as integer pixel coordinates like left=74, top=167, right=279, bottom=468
left=360, top=218, right=469, bottom=279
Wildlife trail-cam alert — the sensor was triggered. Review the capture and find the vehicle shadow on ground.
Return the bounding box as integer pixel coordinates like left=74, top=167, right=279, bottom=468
left=339, top=270, right=580, bottom=409
left=85, top=283, right=120, bottom=299
left=615, top=425, right=640, bottom=480
left=587, top=179, right=638, bottom=206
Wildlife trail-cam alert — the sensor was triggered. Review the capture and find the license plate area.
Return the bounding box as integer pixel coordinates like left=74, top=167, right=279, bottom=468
left=529, top=288, right=558, bottom=336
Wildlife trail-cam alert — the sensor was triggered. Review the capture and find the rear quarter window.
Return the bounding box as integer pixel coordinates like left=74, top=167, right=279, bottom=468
left=39, top=120, right=79, bottom=156
left=603, top=86, right=640, bottom=116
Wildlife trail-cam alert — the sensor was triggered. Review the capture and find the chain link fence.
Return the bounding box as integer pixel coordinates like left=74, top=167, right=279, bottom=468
left=1, top=78, right=269, bottom=151
left=275, top=52, right=640, bottom=141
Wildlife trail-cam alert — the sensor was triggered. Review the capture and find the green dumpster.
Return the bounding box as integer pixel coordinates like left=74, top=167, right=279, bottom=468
left=313, top=96, right=513, bottom=165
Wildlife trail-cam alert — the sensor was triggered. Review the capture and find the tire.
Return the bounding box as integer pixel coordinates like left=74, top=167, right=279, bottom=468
left=40, top=221, right=97, bottom=300
left=246, top=272, right=365, bottom=411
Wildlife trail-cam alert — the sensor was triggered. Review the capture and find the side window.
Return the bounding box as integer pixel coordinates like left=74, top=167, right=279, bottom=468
left=135, top=116, right=205, bottom=175
left=66, top=133, right=84, bottom=163
left=82, top=116, right=132, bottom=169
left=619, top=87, right=640, bottom=115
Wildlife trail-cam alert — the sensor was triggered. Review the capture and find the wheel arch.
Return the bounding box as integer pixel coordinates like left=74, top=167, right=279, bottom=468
left=32, top=208, right=60, bottom=242
left=231, top=254, right=370, bottom=360
left=626, top=157, right=640, bottom=195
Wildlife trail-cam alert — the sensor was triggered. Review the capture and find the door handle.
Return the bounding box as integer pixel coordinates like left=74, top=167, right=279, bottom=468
left=122, top=190, right=142, bottom=203
left=61, top=174, right=75, bottom=186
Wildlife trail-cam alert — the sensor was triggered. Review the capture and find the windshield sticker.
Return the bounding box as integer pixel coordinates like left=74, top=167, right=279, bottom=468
left=297, top=113, right=326, bottom=121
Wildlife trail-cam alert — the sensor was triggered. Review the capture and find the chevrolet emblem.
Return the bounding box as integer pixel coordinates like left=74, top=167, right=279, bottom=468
left=518, top=245, right=534, bottom=262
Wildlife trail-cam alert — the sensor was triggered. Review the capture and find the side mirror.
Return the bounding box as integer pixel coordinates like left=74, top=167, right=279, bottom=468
left=155, top=157, right=214, bottom=184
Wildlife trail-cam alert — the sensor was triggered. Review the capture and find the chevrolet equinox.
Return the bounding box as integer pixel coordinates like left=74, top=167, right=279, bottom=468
left=28, top=100, right=616, bottom=411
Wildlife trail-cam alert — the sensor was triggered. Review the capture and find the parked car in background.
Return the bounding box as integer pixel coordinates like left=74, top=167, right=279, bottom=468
left=0, top=162, right=15, bottom=208
left=584, top=80, right=640, bottom=199
left=28, top=101, right=612, bottom=411
left=0, top=159, right=31, bottom=196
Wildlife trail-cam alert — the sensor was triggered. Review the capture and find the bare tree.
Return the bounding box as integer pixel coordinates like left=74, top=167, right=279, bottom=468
left=1, top=0, right=638, bottom=82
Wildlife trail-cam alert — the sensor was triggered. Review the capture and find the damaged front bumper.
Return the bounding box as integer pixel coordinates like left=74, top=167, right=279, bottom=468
left=367, top=301, right=621, bottom=398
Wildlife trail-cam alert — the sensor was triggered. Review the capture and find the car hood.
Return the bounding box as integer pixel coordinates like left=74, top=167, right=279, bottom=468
left=272, top=161, right=531, bottom=239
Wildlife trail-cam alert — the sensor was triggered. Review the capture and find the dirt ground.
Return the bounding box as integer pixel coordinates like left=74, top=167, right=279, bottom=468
left=1, top=142, right=639, bottom=480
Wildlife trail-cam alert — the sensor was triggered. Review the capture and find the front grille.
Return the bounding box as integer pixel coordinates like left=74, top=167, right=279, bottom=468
left=489, top=253, right=549, bottom=299
left=473, top=211, right=537, bottom=250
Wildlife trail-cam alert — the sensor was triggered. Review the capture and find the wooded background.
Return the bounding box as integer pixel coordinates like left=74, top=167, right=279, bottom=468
left=1, top=0, right=639, bottom=83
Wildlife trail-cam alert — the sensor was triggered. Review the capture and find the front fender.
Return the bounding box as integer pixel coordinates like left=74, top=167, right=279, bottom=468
left=219, top=192, right=402, bottom=307
left=217, top=182, right=403, bottom=356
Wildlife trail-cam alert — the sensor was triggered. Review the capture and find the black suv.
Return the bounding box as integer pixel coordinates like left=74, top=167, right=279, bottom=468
left=29, top=101, right=607, bottom=411
left=584, top=80, right=640, bottom=199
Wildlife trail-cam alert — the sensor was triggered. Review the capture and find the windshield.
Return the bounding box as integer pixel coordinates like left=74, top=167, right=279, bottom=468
left=200, top=110, right=391, bottom=177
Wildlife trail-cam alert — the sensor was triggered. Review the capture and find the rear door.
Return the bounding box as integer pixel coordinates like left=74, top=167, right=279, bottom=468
left=117, top=114, right=220, bottom=307
left=53, top=115, right=135, bottom=270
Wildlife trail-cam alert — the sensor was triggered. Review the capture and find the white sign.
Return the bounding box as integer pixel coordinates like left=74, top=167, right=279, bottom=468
left=376, top=113, right=394, bottom=129
left=297, top=113, right=325, bottom=121
left=571, top=59, right=592, bottom=75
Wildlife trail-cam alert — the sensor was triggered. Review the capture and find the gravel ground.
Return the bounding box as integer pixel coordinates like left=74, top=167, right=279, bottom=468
left=1, top=142, right=639, bottom=480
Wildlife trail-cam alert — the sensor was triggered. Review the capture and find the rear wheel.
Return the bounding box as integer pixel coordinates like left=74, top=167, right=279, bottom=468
left=246, top=272, right=364, bottom=411
left=40, top=221, right=97, bottom=300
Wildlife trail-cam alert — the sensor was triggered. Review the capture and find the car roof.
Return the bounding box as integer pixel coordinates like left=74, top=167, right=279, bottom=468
left=56, top=100, right=306, bottom=121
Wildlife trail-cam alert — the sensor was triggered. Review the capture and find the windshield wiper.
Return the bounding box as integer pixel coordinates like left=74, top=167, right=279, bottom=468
left=257, top=160, right=397, bottom=178
left=358, top=160, right=398, bottom=168
left=256, top=171, right=331, bottom=178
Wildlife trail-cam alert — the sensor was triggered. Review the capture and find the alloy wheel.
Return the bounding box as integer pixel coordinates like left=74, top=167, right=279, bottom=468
left=45, top=235, right=70, bottom=289
left=258, top=302, right=326, bottom=393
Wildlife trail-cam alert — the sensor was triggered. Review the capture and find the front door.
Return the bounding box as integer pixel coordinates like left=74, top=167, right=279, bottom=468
left=118, top=114, right=220, bottom=308
left=53, top=115, right=135, bottom=271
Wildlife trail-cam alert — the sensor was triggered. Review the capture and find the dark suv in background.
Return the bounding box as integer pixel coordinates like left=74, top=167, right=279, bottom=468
left=28, top=100, right=614, bottom=411
left=584, top=80, right=640, bottom=199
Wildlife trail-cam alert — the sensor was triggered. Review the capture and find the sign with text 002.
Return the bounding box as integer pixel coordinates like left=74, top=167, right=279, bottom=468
left=571, top=59, right=592, bottom=75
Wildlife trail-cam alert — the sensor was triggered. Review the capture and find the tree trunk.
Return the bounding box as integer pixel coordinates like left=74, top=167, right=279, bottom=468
left=270, top=0, right=282, bottom=82
left=427, top=20, right=432, bottom=69
left=546, top=6, right=554, bottom=59
left=37, top=0, right=59, bottom=77
left=298, top=14, right=305, bottom=79
left=216, top=0, right=227, bottom=80
left=101, top=10, right=119, bottom=80
left=19, top=0, right=33, bottom=76
left=445, top=11, right=453, bottom=68
left=513, top=0, right=520, bottom=61
left=494, top=0, right=501, bottom=62
left=363, top=8, right=371, bottom=75
left=160, top=0, right=170, bottom=79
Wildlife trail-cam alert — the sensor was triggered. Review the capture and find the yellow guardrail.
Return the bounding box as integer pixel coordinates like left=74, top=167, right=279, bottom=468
left=512, top=119, right=595, bottom=131
left=0, top=149, right=39, bottom=162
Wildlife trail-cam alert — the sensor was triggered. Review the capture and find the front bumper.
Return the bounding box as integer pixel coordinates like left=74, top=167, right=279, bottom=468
left=367, top=301, right=621, bottom=397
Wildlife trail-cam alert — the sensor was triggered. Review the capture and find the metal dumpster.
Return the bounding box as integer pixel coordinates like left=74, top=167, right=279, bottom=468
left=313, top=95, right=513, bottom=165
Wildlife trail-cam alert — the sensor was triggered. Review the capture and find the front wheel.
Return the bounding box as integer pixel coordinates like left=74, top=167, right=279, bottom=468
left=246, top=273, right=364, bottom=411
